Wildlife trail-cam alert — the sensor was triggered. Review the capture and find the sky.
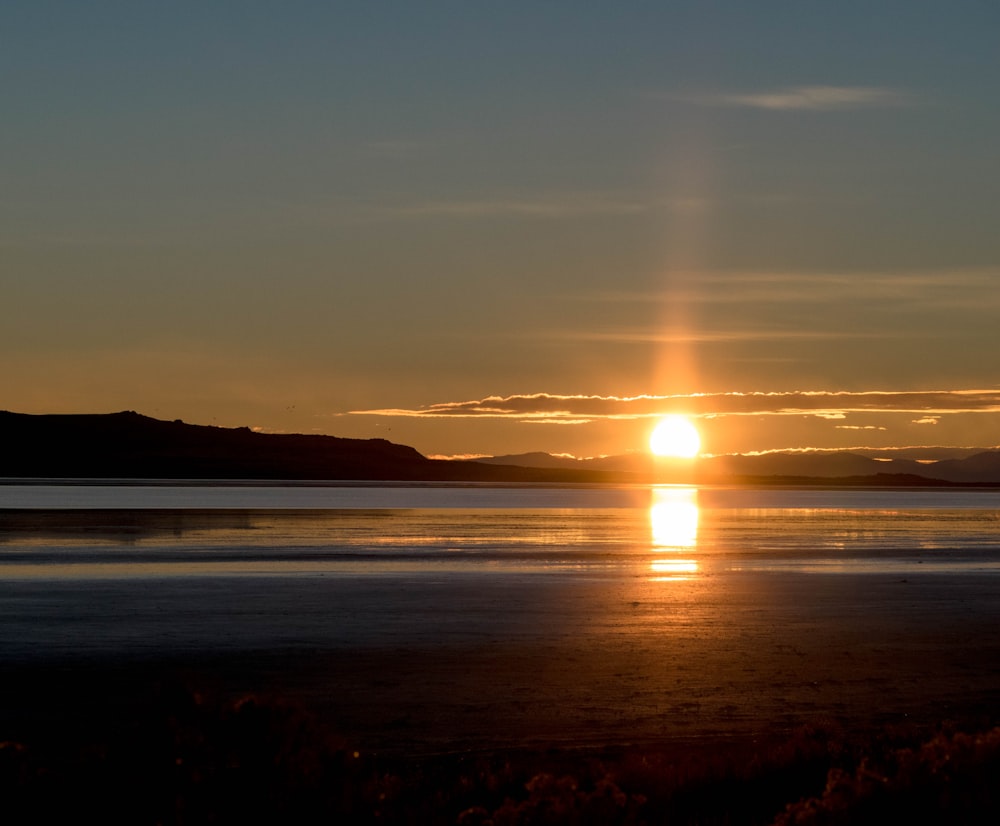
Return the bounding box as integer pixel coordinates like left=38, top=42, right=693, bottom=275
left=4, top=2, right=1000, bottom=458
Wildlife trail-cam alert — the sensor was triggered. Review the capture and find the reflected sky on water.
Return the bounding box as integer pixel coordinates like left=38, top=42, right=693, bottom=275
left=1, top=483, right=999, bottom=581
left=2, top=484, right=1000, bottom=665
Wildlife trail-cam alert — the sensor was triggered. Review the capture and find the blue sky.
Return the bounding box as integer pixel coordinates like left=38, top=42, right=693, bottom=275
left=4, top=2, right=1000, bottom=456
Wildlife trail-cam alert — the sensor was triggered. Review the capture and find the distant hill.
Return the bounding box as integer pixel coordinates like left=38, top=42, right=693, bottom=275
left=0, top=411, right=619, bottom=483
left=2, top=410, right=999, bottom=485
left=708, top=449, right=1000, bottom=484
left=0, top=411, right=431, bottom=481
left=476, top=449, right=1000, bottom=485
left=475, top=452, right=587, bottom=469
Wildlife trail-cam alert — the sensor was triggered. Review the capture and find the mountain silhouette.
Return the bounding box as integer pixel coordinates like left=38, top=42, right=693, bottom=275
left=0, top=411, right=615, bottom=483
left=2, top=410, right=999, bottom=484
left=477, top=448, right=1000, bottom=485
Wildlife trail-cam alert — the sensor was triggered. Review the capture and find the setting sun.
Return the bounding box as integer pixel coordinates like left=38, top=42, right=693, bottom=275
left=649, top=415, right=702, bottom=458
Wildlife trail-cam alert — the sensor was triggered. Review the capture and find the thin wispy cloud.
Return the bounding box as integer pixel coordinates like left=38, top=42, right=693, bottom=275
left=384, top=194, right=651, bottom=219
left=836, top=425, right=887, bottom=431
left=350, top=389, right=1000, bottom=424
left=556, top=328, right=895, bottom=344
left=351, top=189, right=726, bottom=221
left=575, top=270, right=1000, bottom=308
left=682, top=85, right=914, bottom=111
left=362, top=139, right=427, bottom=160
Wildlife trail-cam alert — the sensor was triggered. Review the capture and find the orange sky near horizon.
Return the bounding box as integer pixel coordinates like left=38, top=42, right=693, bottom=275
left=3, top=4, right=1000, bottom=459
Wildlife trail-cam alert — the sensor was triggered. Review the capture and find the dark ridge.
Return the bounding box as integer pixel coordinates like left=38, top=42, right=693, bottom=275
left=2, top=410, right=999, bottom=484
left=0, top=410, right=428, bottom=481
left=0, top=411, right=621, bottom=483
left=729, top=472, right=957, bottom=487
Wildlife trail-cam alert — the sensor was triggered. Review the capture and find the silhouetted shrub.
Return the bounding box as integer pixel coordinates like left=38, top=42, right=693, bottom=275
left=773, top=726, right=1000, bottom=825
left=3, top=688, right=1000, bottom=825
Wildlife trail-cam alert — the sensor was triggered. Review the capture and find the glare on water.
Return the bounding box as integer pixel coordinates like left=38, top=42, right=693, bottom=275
left=649, top=486, right=700, bottom=580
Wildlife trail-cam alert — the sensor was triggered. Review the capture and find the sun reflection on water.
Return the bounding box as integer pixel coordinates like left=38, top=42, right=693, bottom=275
left=649, top=486, right=699, bottom=580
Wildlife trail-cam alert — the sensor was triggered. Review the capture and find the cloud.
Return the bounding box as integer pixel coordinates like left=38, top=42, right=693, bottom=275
left=556, top=328, right=894, bottom=344
left=912, top=416, right=941, bottom=425
left=362, top=139, right=426, bottom=160
left=384, top=194, right=651, bottom=219
left=359, top=191, right=731, bottom=221
left=350, top=389, right=1000, bottom=424
left=692, top=85, right=913, bottom=111
left=836, top=425, right=888, bottom=431
left=576, top=270, right=1000, bottom=310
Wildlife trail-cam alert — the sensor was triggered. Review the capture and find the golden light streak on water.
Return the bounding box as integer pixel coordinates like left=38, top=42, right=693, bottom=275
left=649, top=486, right=700, bottom=579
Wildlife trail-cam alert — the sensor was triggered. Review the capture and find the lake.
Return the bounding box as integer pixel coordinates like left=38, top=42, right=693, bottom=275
left=2, top=481, right=1000, bottom=753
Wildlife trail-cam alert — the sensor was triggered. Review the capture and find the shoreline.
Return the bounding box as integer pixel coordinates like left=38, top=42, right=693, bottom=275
left=5, top=644, right=999, bottom=759
left=4, top=491, right=1000, bottom=820
left=5, top=574, right=1000, bottom=756
left=5, top=566, right=1000, bottom=822
left=4, top=642, right=1000, bottom=823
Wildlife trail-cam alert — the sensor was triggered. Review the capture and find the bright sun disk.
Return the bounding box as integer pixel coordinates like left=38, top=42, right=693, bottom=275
left=649, top=415, right=702, bottom=459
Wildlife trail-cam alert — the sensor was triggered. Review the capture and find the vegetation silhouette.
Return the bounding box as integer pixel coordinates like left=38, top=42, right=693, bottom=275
left=3, top=682, right=1000, bottom=824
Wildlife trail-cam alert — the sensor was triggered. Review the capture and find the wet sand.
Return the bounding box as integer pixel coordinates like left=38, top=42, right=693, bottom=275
left=4, top=568, right=1000, bottom=756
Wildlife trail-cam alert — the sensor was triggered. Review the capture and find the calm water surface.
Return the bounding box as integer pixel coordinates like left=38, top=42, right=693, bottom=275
left=2, top=482, right=999, bottom=576
left=2, top=482, right=999, bottom=661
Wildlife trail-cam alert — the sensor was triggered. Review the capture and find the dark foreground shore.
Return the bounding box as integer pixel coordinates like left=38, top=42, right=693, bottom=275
left=4, top=659, right=1000, bottom=826
left=4, top=567, right=1000, bottom=824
